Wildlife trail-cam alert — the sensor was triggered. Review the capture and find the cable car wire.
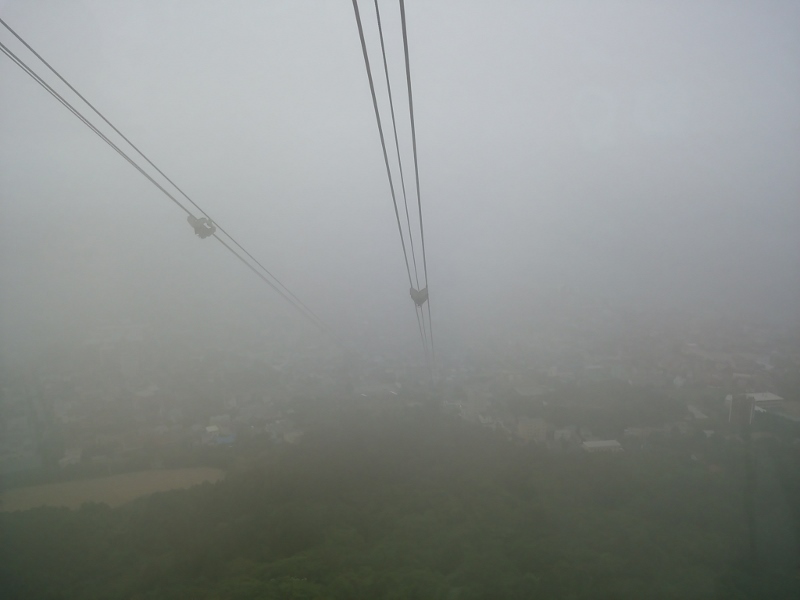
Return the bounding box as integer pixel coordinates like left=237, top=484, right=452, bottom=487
left=399, top=0, right=435, bottom=361
left=350, top=0, right=413, bottom=290
left=372, top=0, right=421, bottom=291
left=0, top=40, right=192, bottom=217
left=0, top=16, right=330, bottom=339
left=351, top=0, right=429, bottom=358
left=0, top=38, right=338, bottom=343
left=212, top=234, right=341, bottom=344
left=373, top=0, right=429, bottom=362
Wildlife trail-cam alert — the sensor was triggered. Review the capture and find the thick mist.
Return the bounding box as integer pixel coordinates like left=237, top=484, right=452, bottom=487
left=1, top=0, right=798, bottom=362
left=2, top=4, right=800, bottom=599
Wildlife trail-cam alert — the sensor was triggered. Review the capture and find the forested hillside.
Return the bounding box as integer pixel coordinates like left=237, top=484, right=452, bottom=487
left=2, top=407, right=798, bottom=599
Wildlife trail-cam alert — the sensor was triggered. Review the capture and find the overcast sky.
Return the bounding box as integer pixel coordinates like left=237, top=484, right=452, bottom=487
left=1, top=0, right=798, bottom=362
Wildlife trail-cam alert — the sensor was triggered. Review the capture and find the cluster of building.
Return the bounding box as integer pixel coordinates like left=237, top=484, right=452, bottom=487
left=434, top=304, right=800, bottom=453
left=0, top=322, right=335, bottom=478
left=1, top=305, right=798, bottom=480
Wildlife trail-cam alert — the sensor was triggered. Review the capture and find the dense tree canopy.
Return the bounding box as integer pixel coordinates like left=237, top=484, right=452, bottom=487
left=1, top=407, right=797, bottom=599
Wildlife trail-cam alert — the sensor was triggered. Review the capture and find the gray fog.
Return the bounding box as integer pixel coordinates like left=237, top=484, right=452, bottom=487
left=2, top=0, right=799, bottom=364
left=3, top=5, right=800, bottom=597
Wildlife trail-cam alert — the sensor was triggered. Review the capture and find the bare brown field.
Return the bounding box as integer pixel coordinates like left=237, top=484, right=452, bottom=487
left=0, top=467, right=225, bottom=512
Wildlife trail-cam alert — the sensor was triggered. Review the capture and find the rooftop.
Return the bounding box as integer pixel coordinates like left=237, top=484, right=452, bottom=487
left=687, top=405, right=709, bottom=419
left=582, top=440, right=622, bottom=450
left=757, top=401, right=800, bottom=423
left=583, top=440, right=621, bottom=447
left=746, top=392, right=784, bottom=403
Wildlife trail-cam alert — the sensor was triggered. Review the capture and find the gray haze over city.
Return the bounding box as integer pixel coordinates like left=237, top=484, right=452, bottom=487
left=1, top=0, right=799, bottom=364
left=2, top=4, right=800, bottom=597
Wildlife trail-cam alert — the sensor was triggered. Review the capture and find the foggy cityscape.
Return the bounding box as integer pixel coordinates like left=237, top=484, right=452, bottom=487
left=1, top=1, right=799, bottom=598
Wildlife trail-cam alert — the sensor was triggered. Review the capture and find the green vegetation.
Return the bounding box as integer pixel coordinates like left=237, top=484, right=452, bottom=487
left=1, top=407, right=797, bottom=599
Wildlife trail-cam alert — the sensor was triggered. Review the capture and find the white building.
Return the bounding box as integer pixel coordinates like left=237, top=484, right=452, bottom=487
left=745, top=392, right=784, bottom=406
left=581, top=440, right=623, bottom=453
left=687, top=405, right=708, bottom=419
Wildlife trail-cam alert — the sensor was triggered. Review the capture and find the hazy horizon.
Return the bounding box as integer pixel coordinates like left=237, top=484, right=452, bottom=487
left=2, top=0, right=799, bottom=364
